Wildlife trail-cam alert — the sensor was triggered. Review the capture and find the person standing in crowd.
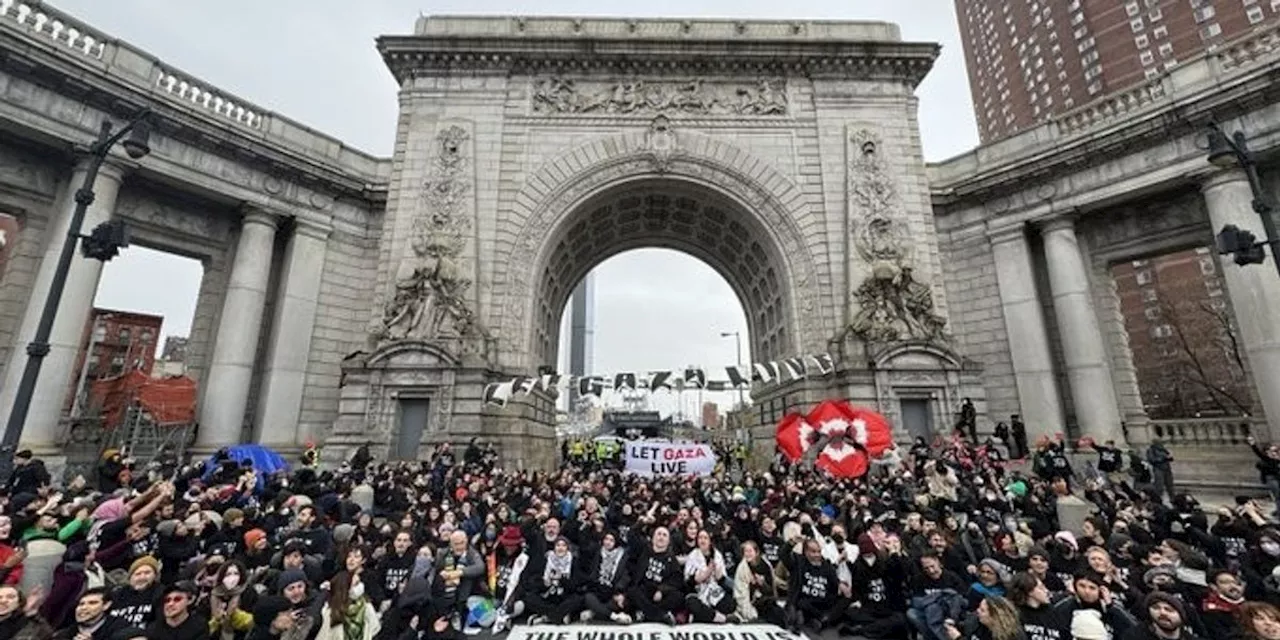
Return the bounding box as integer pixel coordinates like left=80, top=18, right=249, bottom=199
left=1010, top=415, right=1028, bottom=460
left=1247, top=435, right=1280, bottom=518
left=957, top=399, right=978, bottom=442
left=1147, top=439, right=1176, bottom=502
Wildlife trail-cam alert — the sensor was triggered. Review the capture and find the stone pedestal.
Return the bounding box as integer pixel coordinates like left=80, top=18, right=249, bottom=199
left=1055, top=494, right=1096, bottom=535
left=327, top=343, right=558, bottom=470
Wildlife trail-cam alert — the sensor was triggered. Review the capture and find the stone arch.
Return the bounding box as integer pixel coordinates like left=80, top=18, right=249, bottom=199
left=495, top=129, right=826, bottom=372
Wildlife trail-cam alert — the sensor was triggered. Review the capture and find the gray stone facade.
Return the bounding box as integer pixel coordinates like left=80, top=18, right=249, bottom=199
left=1, top=4, right=1279, bottom=476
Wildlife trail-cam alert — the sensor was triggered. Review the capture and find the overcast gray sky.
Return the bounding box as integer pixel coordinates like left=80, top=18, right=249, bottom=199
left=76, top=0, right=977, bottom=416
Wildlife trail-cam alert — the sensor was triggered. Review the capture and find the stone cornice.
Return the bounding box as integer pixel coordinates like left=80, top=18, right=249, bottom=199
left=0, top=7, right=390, bottom=202
left=377, top=33, right=939, bottom=87
left=929, top=24, right=1280, bottom=209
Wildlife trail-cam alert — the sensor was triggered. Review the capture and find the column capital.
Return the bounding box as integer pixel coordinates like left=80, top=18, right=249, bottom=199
left=985, top=222, right=1028, bottom=246
left=1038, top=215, right=1078, bottom=236
left=1201, top=167, right=1250, bottom=193
left=240, top=205, right=282, bottom=229
left=294, top=215, right=333, bottom=241
left=72, top=154, right=134, bottom=184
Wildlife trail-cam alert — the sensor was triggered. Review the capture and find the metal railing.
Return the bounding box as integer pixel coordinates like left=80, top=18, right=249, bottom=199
left=1147, top=416, right=1264, bottom=446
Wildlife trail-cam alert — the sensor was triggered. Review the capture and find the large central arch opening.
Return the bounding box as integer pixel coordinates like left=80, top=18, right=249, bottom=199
left=530, top=179, right=796, bottom=372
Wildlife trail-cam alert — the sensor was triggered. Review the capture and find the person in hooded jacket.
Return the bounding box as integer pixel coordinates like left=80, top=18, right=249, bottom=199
left=841, top=533, right=907, bottom=639
left=523, top=536, right=584, bottom=625
left=581, top=530, right=631, bottom=624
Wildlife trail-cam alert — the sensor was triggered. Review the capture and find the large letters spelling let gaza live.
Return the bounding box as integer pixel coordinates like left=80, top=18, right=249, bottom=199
left=623, top=443, right=717, bottom=477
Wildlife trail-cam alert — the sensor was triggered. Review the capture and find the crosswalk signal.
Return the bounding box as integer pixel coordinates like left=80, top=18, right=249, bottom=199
left=80, top=219, right=131, bottom=262
left=1217, top=224, right=1267, bottom=266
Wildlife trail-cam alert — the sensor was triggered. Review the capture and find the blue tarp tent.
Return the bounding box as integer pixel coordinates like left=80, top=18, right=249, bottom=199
left=203, top=444, right=289, bottom=490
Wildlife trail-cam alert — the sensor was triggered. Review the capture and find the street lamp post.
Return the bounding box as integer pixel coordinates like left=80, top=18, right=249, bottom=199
left=720, top=331, right=745, bottom=409
left=0, top=111, right=152, bottom=479
left=1207, top=122, right=1280, bottom=279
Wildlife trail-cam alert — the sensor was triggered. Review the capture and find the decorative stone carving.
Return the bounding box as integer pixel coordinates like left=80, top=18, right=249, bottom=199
left=643, top=115, right=679, bottom=173
left=374, top=125, right=479, bottom=345
left=847, top=263, right=947, bottom=345
left=842, top=128, right=947, bottom=347
left=531, top=77, right=788, bottom=116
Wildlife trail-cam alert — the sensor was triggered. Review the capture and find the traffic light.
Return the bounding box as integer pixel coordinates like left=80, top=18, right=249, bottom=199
left=80, top=219, right=130, bottom=262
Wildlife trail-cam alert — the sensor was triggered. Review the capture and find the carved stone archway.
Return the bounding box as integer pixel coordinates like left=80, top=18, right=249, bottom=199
left=493, top=126, right=828, bottom=372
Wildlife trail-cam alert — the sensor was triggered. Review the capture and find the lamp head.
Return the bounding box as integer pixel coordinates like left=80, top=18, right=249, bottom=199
left=121, top=118, right=152, bottom=160
left=1207, top=125, right=1239, bottom=168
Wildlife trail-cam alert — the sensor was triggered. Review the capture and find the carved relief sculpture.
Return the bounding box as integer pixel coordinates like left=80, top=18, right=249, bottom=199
left=375, top=125, right=479, bottom=344
left=532, top=77, right=788, bottom=116
left=842, top=128, right=948, bottom=346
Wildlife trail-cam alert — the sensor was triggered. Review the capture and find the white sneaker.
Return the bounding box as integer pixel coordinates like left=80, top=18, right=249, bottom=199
left=610, top=612, right=633, bottom=624
left=492, top=612, right=509, bottom=635
left=529, top=615, right=549, bottom=625
left=580, top=611, right=595, bottom=622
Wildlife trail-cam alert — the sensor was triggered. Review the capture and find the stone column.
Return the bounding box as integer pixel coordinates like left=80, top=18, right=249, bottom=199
left=1202, top=169, right=1280, bottom=440
left=1041, top=217, right=1125, bottom=444
left=196, top=209, right=278, bottom=449
left=0, top=158, right=127, bottom=451
left=988, top=224, right=1065, bottom=439
left=253, top=217, right=330, bottom=448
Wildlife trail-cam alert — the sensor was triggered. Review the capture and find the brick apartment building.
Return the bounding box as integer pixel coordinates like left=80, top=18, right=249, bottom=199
left=701, top=401, right=721, bottom=429
left=68, top=308, right=163, bottom=413
left=955, top=0, right=1275, bottom=142
left=1111, top=247, right=1253, bottom=418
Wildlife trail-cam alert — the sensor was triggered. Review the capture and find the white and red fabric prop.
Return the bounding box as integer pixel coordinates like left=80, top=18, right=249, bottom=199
left=775, top=400, right=894, bottom=478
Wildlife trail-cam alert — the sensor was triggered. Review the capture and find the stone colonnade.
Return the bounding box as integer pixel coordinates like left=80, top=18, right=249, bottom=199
left=990, top=167, right=1280, bottom=444
left=0, top=155, right=330, bottom=453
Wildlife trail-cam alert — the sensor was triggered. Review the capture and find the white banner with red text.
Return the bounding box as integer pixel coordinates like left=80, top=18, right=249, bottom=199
left=505, top=624, right=808, bottom=640
left=624, top=441, right=717, bottom=477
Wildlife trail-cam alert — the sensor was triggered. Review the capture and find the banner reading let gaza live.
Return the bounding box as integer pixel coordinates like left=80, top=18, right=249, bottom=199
left=624, top=442, right=717, bottom=477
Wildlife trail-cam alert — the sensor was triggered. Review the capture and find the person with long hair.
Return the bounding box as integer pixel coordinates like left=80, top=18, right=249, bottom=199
left=581, top=531, right=631, bottom=624
left=734, top=540, right=782, bottom=626
left=1236, top=601, right=1280, bottom=640
left=685, top=529, right=736, bottom=623
left=1007, top=572, right=1069, bottom=640
left=945, top=596, right=1025, bottom=640
left=318, top=570, right=380, bottom=640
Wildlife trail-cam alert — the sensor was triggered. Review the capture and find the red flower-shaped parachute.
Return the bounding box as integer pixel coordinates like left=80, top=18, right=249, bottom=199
left=775, top=400, right=893, bottom=478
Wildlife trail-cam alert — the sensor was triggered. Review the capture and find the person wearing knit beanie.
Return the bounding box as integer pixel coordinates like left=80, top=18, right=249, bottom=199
left=244, top=528, right=268, bottom=551
left=1071, top=608, right=1108, bottom=640
left=333, top=523, right=356, bottom=545
left=1143, top=591, right=1188, bottom=629
left=129, top=555, right=160, bottom=578
left=277, top=568, right=309, bottom=594
left=155, top=520, right=180, bottom=538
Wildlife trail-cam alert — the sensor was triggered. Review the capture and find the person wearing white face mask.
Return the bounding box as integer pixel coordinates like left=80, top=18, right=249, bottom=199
left=209, top=560, right=255, bottom=640
left=317, top=569, right=380, bottom=640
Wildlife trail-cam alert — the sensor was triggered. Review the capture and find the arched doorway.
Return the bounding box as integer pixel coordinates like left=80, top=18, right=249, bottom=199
left=530, top=179, right=793, bottom=371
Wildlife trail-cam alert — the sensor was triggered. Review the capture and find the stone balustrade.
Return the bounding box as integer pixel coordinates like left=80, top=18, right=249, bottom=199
left=1147, top=417, right=1263, bottom=446
left=1054, top=81, right=1166, bottom=135
left=0, top=0, right=386, bottom=180
left=1217, top=22, right=1280, bottom=71
left=155, top=68, right=263, bottom=129
left=0, top=0, right=105, bottom=60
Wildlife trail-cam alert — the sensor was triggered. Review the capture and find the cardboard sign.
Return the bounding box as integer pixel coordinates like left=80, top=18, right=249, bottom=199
left=624, top=442, right=716, bottom=477
left=506, top=624, right=808, bottom=640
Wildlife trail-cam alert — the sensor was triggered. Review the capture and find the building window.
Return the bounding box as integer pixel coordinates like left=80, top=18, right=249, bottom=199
left=1194, top=6, right=1217, bottom=23
left=1248, top=6, right=1266, bottom=22
left=1154, top=25, right=1169, bottom=39
left=118, top=328, right=131, bottom=343
left=1152, top=324, right=1174, bottom=339
left=1136, top=34, right=1150, bottom=48
left=1200, top=257, right=1217, bottom=275
left=1159, top=42, right=1174, bottom=56
left=1144, top=307, right=1162, bottom=321
left=1149, top=6, right=1163, bottom=21
left=1131, top=17, right=1145, bottom=32
left=110, top=355, right=125, bottom=375
left=1164, top=59, right=1179, bottom=69
left=1127, top=1, right=1141, bottom=15
left=1200, top=23, right=1222, bottom=39
left=140, top=330, right=153, bottom=343
left=1136, top=269, right=1153, bottom=285
left=1140, top=50, right=1155, bottom=65
left=1141, top=288, right=1159, bottom=302
left=1145, top=68, right=1161, bottom=79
